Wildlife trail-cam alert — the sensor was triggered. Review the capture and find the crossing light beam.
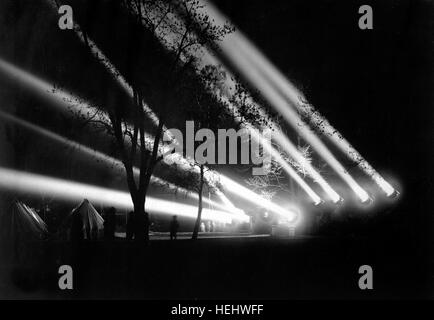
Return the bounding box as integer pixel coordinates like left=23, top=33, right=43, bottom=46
left=0, top=167, right=247, bottom=224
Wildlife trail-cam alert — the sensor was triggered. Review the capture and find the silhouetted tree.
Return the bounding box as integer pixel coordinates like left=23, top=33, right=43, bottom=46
left=58, top=0, right=234, bottom=242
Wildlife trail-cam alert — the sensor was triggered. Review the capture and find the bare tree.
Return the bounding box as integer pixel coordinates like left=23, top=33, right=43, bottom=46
left=165, top=64, right=231, bottom=240
left=168, top=157, right=220, bottom=239
left=61, top=0, right=234, bottom=241
left=246, top=140, right=321, bottom=203
left=172, top=64, right=276, bottom=239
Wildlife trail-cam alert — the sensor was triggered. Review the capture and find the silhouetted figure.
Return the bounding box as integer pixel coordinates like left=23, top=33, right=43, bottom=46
left=170, top=215, right=179, bottom=240
left=126, top=211, right=134, bottom=241
left=104, top=207, right=116, bottom=240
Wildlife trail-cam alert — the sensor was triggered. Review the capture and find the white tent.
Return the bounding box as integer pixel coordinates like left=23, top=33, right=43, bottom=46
left=61, top=199, right=104, bottom=240
left=0, top=201, right=48, bottom=242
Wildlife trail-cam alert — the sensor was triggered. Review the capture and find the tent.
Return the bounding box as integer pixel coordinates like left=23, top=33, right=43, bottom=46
left=60, top=199, right=104, bottom=240
left=0, top=201, right=48, bottom=242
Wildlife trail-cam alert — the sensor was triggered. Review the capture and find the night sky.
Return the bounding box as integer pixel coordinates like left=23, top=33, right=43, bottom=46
left=0, top=0, right=432, bottom=230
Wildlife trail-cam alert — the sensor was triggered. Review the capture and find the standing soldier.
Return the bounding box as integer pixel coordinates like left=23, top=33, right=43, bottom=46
left=170, top=215, right=179, bottom=240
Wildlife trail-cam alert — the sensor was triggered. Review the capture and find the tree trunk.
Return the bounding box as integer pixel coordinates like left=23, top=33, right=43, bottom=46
left=192, top=165, right=205, bottom=240
left=133, top=118, right=164, bottom=242
left=123, top=165, right=149, bottom=243
left=113, top=94, right=164, bottom=244
left=132, top=194, right=149, bottom=243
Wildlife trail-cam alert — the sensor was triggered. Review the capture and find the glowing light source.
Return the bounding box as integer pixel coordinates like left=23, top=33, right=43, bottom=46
left=219, top=175, right=298, bottom=222
left=387, top=189, right=400, bottom=199
left=236, top=42, right=396, bottom=198
left=225, top=48, right=369, bottom=202
left=198, top=2, right=396, bottom=199
left=195, top=2, right=369, bottom=203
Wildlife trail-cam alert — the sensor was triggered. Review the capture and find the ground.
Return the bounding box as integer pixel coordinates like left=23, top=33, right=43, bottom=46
left=0, top=232, right=431, bottom=299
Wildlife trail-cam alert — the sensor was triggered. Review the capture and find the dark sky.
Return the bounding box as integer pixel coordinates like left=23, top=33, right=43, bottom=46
left=0, top=0, right=432, bottom=222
